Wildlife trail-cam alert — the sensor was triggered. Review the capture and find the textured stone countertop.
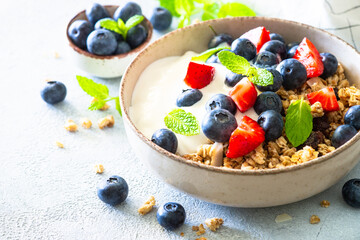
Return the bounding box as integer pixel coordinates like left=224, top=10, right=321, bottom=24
left=1, top=0, right=360, bottom=239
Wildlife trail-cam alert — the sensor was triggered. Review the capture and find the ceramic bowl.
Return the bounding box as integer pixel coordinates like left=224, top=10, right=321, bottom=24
left=120, top=17, right=360, bottom=207
left=66, top=5, right=153, bottom=78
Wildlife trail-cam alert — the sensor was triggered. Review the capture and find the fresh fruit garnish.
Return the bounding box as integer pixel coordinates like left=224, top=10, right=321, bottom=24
left=208, top=33, right=233, bottom=48
left=344, top=105, right=360, bottom=130
left=205, top=94, right=237, bottom=115
left=87, top=29, right=117, bottom=55
left=269, top=33, right=285, bottom=43
left=164, top=108, right=200, bottom=136
left=86, top=3, right=110, bottom=26
left=231, top=38, right=257, bottom=61
left=228, top=77, right=257, bottom=113
left=253, top=91, right=282, bottom=115
left=259, top=40, right=287, bottom=60
left=331, top=124, right=357, bottom=148
left=226, top=116, right=265, bottom=158
left=225, top=71, right=245, bottom=87
left=293, top=37, right=324, bottom=78
left=342, top=179, right=360, bottom=208
left=240, top=26, right=270, bottom=53
left=254, top=50, right=279, bottom=68
left=68, top=20, right=93, bottom=50
left=307, top=87, right=339, bottom=112
left=157, top=202, right=186, bottom=230
left=183, top=61, right=215, bottom=89
left=257, top=110, right=284, bottom=141
left=320, top=52, right=338, bottom=78
left=97, top=175, right=129, bottom=206
left=276, top=58, right=307, bottom=90
left=41, top=81, right=67, bottom=104
left=255, top=68, right=283, bottom=92
left=150, top=7, right=172, bottom=31
left=113, top=2, right=142, bottom=22
left=151, top=128, right=178, bottom=153
left=176, top=89, right=203, bottom=107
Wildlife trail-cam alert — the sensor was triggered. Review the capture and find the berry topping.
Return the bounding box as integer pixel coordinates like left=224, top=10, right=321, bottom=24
left=126, top=24, right=148, bottom=49
left=231, top=38, right=257, bottom=61
left=176, top=89, right=203, bottom=107
left=257, top=110, right=284, bottom=141
left=97, top=175, right=129, bottom=206
left=320, top=52, right=338, bottom=79
left=276, top=58, right=307, bottom=90
left=151, top=129, right=178, bottom=154
left=41, top=81, right=67, bottom=104
left=253, top=91, right=282, bottom=115
left=85, top=3, right=110, bottom=26
left=86, top=29, right=117, bottom=56
left=184, top=62, right=215, bottom=89
left=269, top=33, right=285, bottom=43
left=240, top=26, right=270, bottom=53
left=255, top=68, right=283, bottom=92
left=157, top=202, right=186, bottom=230
left=254, top=50, right=279, bottom=68
left=307, top=87, right=339, bottom=112
left=208, top=33, right=233, bottom=49
left=205, top=94, right=237, bottom=115
left=286, top=44, right=298, bottom=58
left=342, top=179, right=360, bottom=208
left=344, top=105, right=360, bottom=130
left=259, top=40, right=287, bottom=61
left=228, top=78, right=257, bottom=113
left=113, top=2, right=142, bottom=23
left=150, top=7, right=172, bottom=31
left=225, top=71, right=245, bottom=87
left=68, top=20, right=93, bottom=50
left=331, top=124, right=357, bottom=148
left=202, top=109, right=237, bottom=143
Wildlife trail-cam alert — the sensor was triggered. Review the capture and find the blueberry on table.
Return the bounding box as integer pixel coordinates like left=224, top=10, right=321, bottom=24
left=331, top=124, right=357, bottom=148
left=231, top=38, right=256, bottom=61
left=205, top=94, right=237, bottom=115
left=286, top=44, right=299, bottom=58
left=344, top=105, right=360, bottom=130
left=342, top=179, right=360, bottom=208
left=86, top=29, right=117, bottom=56
left=256, top=68, right=283, bottom=92
left=260, top=40, right=287, bottom=60
left=202, top=109, right=237, bottom=143
left=176, top=89, right=202, bottom=107
left=150, top=7, right=172, bottom=31
left=208, top=33, right=233, bottom=49
left=151, top=129, right=178, bottom=154
left=254, top=50, right=279, bottom=68
left=94, top=18, right=124, bottom=41
left=320, top=53, right=338, bottom=78
left=225, top=71, right=245, bottom=87
left=68, top=20, right=93, bottom=50
left=113, top=2, right=142, bottom=23
left=85, top=3, right=110, bottom=26
left=157, top=202, right=186, bottom=230
left=126, top=25, right=148, bottom=49
left=269, top=33, right=285, bottom=43
left=276, top=58, right=307, bottom=90
left=115, top=41, right=131, bottom=55
left=41, top=81, right=67, bottom=104
left=97, top=175, right=129, bottom=206
left=257, top=110, right=284, bottom=141
left=253, top=91, right=282, bottom=115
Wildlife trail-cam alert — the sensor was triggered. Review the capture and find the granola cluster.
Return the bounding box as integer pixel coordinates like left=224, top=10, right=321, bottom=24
left=182, top=64, right=358, bottom=169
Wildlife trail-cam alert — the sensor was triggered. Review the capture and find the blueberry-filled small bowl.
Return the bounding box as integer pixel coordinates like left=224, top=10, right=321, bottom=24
left=66, top=5, right=153, bottom=78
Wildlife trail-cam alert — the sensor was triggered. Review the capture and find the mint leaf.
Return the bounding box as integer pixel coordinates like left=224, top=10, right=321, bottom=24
left=159, top=0, right=180, bottom=17
left=175, top=0, right=195, bottom=15
left=202, top=2, right=220, bottom=21
left=89, top=99, right=106, bottom=111
left=178, top=14, right=191, bottom=28
left=194, top=0, right=215, bottom=4
left=218, top=50, right=251, bottom=74
left=218, top=3, right=256, bottom=18
left=164, top=109, right=200, bottom=136
left=191, top=46, right=230, bottom=62
left=100, top=19, right=122, bottom=35
left=125, top=15, right=144, bottom=30
left=115, top=97, right=122, bottom=116
left=76, top=75, right=109, bottom=100
left=285, top=99, right=313, bottom=147
left=250, top=68, right=274, bottom=86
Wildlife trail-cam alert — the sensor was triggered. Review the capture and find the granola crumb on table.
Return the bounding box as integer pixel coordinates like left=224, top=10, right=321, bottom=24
left=94, top=164, right=104, bottom=174
left=320, top=200, right=330, bottom=208
left=205, top=217, right=224, bottom=232
left=138, top=196, right=156, bottom=215
left=55, top=141, right=64, bottom=148
left=81, top=118, right=92, bottom=129
left=98, top=115, right=115, bottom=129
left=64, top=119, right=78, bottom=132
left=180, top=232, right=184, bottom=237
left=195, top=237, right=207, bottom=240
left=192, top=224, right=206, bottom=235
left=310, top=215, right=320, bottom=224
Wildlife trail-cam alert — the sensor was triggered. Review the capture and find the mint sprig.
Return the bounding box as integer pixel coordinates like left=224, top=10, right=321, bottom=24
left=191, top=46, right=230, bottom=62
left=218, top=50, right=273, bottom=86
left=76, top=75, right=122, bottom=116
left=164, top=109, right=200, bottom=136
left=285, top=99, right=313, bottom=147
left=100, top=15, right=144, bottom=40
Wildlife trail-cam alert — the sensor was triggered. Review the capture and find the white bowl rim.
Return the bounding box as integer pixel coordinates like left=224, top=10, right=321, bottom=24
left=120, top=16, right=360, bottom=176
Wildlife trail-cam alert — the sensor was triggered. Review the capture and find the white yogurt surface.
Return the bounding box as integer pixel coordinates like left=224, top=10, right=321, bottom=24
left=130, top=51, right=258, bottom=155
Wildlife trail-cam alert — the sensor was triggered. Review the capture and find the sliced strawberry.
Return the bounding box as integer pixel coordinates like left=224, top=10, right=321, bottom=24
left=240, top=26, right=271, bottom=53
left=293, top=37, right=324, bottom=78
left=307, top=87, right=339, bottom=112
left=226, top=116, right=265, bottom=158
left=228, top=77, right=257, bottom=113
left=184, top=61, right=215, bottom=89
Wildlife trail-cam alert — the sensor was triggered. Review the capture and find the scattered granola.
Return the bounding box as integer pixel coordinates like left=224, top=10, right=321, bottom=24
left=180, top=232, right=184, bottom=237
left=205, top=218, right=224, bottom=232
left=55, top=141, right=64, bottom=148
left=64, top=119, right=78, bottom=132
left=54, top=51, right=60, bottom=59
left=138, top=196, right=156, bottom=215
left=310, top=215, right=320, bottom=224
left=98, top=115, right=115, bottom=129
left=92, top=98, right=110, bottom=111
left=275, top=213, right=292, bottom=223
left=192, top=224, right=206, bottom=236
left=81, top=118, right=92, bottom=129
left=320, top=200, right=330, bottom=208
left=94, top=164, right=104, bottom=174
left=195, top=237, right=207, bottom=240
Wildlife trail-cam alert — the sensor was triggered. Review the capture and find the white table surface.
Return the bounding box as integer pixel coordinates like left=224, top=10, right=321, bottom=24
left=1, top=0, right=360, bottom=239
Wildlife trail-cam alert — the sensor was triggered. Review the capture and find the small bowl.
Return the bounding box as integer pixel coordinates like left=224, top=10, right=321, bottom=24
left=120, top=17, right=360, bottom=207
left=66, top=5, right=153, bottom=78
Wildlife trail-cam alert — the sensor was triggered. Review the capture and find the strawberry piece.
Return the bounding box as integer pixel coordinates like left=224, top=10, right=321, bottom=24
left=226, top=116, right=265, bottom=158
left=293, top=37, right=324, bottom=78
left=228, top=78, right=257, bottom=113
left=240, top=26, right=271, bottom=53
left=307, top=87, right=339, bottom=112
left=184, top=61, right=215, bottom=89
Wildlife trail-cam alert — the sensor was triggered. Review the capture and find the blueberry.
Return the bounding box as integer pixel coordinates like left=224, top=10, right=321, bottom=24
left=254, top=92, right=282, bottom=115
left=342, top=179, right=360, bottom=208
left=94, top=18, right=124, bottom=41
left=157, top=202, right=186, bottom=230
left=256, top=68, right=283, bottom=92
left=97, top=175, right=128, bottom=206
left=85, top=3, right=110, bottom=26
left=257, top=110, right=284, bottom=141
left=176, top=89, right=203, bottom=107
left=202, top=109, right=237, bottom=143
left=206, top=54, right=219, bottom=64
left=126, top=25, right=147, bottom=49
left=113, top=2, right=142, bottom=23
left=115, top=41, right=131, bottom=54
left=276, top=58, right=307, bottom=90
left=344, top=105, right=360, bottom=130
left=320, top=53, right=338, bottom=78
left=205, top=94, right=237, bottom=115
left=150, top=7, right=172, bottom=31
left=286, top=45, right=298, bottom=58
left=40, top=81, right=67, bottom=104
left=68, top=20, right=93, bottom=50
left=87, top=29, right=117, bottom=55
left=225, top=71, right=245, bottom=87
left=260, top=40, right=286, bottom=61
left=208, top=33, right=233, bottom=49
left=231, top=38, right=256, bottom=61
left=331, top=124, right=357, bottom=148
left=254, top=50, right=279, bottom=68
left=151, top=129, right=178, bottom=154
left=269, top=33, right=285, bottom=43
left=286, top=42, right=300, bottom=51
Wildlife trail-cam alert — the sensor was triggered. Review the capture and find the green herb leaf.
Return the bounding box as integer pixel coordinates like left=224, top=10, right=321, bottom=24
left=164, top=109, right=200, bottom=136
left=117, top=18, right=126, bottom=32
left=250, top=68, right=274, bottom=86
left=191, top=46, right=230, bottom=62
left=88, top=99, right=106, bottom=111
left=115, top=97, right=122, bottom=116
left=100, top=19, right=122, bottom=35
left=125, top=15, right=144, bottom=30
left=194, top=0, right=215, bottom=4
left=218, top=2, right=256, bottom=18
left=285, top=99, right=313, bottom=147
left=175, top=0, right=195, bottom=15
left=159, top=0, right=180, bottom=17
left=218, top=50, right=251, bottom=74
left=76, top=75, right=109, bottom=100
left=202, top=2, right=220, bottom=21
left=178, top=14, right=191, bottom=28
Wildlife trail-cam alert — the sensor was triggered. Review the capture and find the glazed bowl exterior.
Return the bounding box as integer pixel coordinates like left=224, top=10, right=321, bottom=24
left=66, top=5, right=153, bottom=78
left=120, top=17, right=360, bottom=207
